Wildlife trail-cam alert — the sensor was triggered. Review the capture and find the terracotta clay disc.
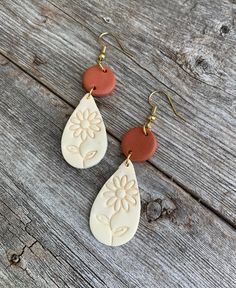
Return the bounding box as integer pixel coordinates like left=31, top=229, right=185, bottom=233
left=121, top=127, right=157, bottom=162
left=82, top=65, right=116, bottom=97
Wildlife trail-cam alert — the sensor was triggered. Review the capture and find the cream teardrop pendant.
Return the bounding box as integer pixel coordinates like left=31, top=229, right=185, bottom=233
left=61, top=93, right=107, bottom=169
left=90, top=160, right=140, bottom=246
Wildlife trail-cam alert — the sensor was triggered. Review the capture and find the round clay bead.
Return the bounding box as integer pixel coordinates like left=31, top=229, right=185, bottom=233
left=83, top=65, right=116, bottom=97
left=121, top=127, right=157, bottom=162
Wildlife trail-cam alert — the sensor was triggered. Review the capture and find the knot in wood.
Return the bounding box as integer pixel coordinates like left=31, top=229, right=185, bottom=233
left=195, top=56, right=209, bottom=71
left=146, top=200, right=162, bottom=222
left=10, top=253, right=20, bottom=264
left=161, top=198, right=177, bottom=216
left=220, top=25, right=230, bottom=35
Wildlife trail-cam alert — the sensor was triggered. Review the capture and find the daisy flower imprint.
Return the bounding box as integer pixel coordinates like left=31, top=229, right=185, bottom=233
left=103, top=175, right=138, bottom=212
left=69, top=109, right=102, bottom=141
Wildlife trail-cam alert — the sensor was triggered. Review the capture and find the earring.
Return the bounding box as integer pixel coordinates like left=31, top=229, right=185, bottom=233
left=61, top=32, right=132, bottom=169
left=89, top=90, right=184, bottom=246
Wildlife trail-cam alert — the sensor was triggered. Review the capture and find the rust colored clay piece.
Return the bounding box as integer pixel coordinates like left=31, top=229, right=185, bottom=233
left=83, top=65, right=116, bottom=96
left=121, top=127, right=157, bottom=162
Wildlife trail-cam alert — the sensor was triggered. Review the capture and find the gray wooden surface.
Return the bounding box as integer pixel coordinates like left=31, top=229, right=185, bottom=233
left=0, top=0, right=235, bottom=287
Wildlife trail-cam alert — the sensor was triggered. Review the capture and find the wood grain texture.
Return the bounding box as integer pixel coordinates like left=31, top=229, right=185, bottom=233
left=1, top=54, right=236, bottom=288
left=0, top=0, right=236, bottom=287
left=0, top=0, right=235, bottom=226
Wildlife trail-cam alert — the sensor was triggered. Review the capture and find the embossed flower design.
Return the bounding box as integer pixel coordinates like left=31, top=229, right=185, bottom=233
left=103, top=176, right=138, bottom=212
left=69, top=109, right=101, bottom=141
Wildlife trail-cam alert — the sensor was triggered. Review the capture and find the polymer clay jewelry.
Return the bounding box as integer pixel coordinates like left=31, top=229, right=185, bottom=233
left=61, top=32, right=132, bottom=169
left=90, top=90, right=184, bottom=246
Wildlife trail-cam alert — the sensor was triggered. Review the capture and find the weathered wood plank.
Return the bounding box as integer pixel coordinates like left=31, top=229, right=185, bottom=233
left=0, top=0, right=235, bottom=226
left=1, top=54, right=236, bottom=287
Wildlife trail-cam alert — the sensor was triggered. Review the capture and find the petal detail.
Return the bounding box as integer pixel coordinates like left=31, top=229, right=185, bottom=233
left=114, top=199, right=121, bottom=211
left=103, top=191, right=115, bottom=199
left=127, top=189, right=138, bottom=196
left=121, top=175, right=127, bottom=187
left=106, top=182, right=116, bottom=191
left=76, top=111, right=84, bottom=120
left=122, top=199, right=129, bottom=211
left=125, top=180, right=135, bottom=190
left=88, top=112, right=97, bottom=120
left=83, top=109, right=89, bottom=119
left=113, top=177, right=121, bottom=188
left=71, top=117, right=80, bottom=124
left=106, top=197, right=117, bottom=207
left=90, top=125, right=101, bottom=132
left=125, top=195, right=136, bottom=205
left=91, top=118, right=102, bottom=124
left=69, top=124, right=79, bottom=131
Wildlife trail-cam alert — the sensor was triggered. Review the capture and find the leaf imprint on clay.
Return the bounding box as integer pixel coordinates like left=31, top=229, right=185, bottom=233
left=61, top=93, right=107, bottom=169
left=96, top=215, right=110, bottom=225
left=85, top=150, right=97, bottom=160
left=112, top=226, right=129, bottom=237
left=89, top=160, right=141, bottom=246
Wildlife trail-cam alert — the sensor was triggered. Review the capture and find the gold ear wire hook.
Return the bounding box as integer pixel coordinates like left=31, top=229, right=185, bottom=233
left=143, top=90, right=185, bottom=135
left=156, top=91, right=186, bottom=121
left=97, top=32, right=134, bottom=71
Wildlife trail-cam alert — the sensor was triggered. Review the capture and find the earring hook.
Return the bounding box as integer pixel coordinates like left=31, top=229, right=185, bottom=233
left=143, top=90, right=185, bottom=135
left=97, top=32, right=134, bottom=71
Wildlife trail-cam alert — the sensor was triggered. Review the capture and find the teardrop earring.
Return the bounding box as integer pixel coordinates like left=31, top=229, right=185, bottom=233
left=89, top=90, right=185, bottom=246
left=61, top=32, right=133, bottom=169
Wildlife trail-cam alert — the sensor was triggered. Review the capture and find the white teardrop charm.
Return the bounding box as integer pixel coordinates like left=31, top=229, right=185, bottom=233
left=61, top=93, right=107, bottom=169
left=90, top=160, right=140, bottom=246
